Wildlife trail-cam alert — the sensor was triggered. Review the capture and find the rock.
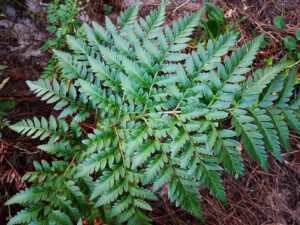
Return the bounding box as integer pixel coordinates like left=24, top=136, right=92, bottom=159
left=25, top=0, right=42, bottom=14
left=2, top=5, right=16, bottom=19
left=0, top=20, right=12, bottom=29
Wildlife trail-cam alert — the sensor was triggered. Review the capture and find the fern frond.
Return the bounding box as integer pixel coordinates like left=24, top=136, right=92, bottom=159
left=83, top=23, right=109, bottom=54
left=90, top=164, right=125, bottom=200
left=6, top=187, right=50, bottom=205
left=268, top=108, right=291, bottom=152
left=49, top=210, right=73, bottom=225
left=82, top=129, right=114, bottom=154
left=153, top=166, right=173, bottom=192
left=77, top=79, right=120, bottom=112
left=130, top=186, right=157, bottom=201
left=143, top=153, right=168, bottom=184
left=283, top=109, right=300, bottom=135
left=127, top=208, right=152, bottom=225
left=124, top=124, right=152, bottom=156
left=67, top=35, right=89, bottom=56
left=53, top=196, right=80, bottom=222
left=112, top=34, right=131, bottom=56
left=118, top=1, right=140, bottom=29
left=141, top=0, right=165, bottom=39
left=290, top=94, right=300, bottom=110
left=41, top=55, right=58, bottom=79
left=168, top=176, right=203, bottom=221
left=259, top=73, right=285, bottom=108
left=120, top=55, right=151, bottom=87
left=7, top=204, right=44, bottom=225
left=64, top=180, right=84, bottom=198
left=105, top=16, right=118, bottom=36
left=231, top=109, right=268, bottom=171
left=94, top=181, right=127, bottom=207
left=54, top=50, right=85, bottom=79
left=27, top=79, right=92, bottom=121
left=132, top=140, right=160, bottom=169
left=88, top=56, right=120, bottom=91
left=245, top=61, right=292, bottom=96
left=76, top=148, right=121, bottom=177
left=250, top=108, right=282, bottom=161
left=170, top=11, right=202, bottom=45
left=111, top=195, right=132, bottom=216
left=38, top=142, right=75, bottom=157
left=10, top=116, right=67, bottom=142
left=92, top=21, right=111, bottom=45
left=200, top=32, right=238, bottom=71
left=214, top=128, right=244, bottom=177
left=195, top=156, right=227, bottom=203
left=277, top=67, right=296, bottom=108
left=228, top=34, right=264, bottom=76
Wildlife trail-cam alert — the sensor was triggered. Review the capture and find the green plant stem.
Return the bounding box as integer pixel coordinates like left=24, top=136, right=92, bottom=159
left=63, top=152, right=79, bottom=177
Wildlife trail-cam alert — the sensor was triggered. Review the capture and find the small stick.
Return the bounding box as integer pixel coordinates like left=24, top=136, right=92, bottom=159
left=173, top=0, right=190, bottom=13
left=171, top=0, right=178, bottom=6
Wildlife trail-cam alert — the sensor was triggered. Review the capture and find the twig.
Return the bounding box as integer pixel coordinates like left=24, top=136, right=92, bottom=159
left=0, top=139, right=35, bottom=154
left=173, top=0, right=190, bottom=13
left=282, top=149, right=300, bottom=155
left=171, top=0, right=178, bottom=6
left=287, top=60, right=300, bottom=68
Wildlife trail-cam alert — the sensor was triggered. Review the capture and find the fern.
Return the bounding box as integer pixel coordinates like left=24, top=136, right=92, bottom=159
left=41, top=0, right=83, bottom=79
left=7, top=1, right=299, bottom=224
left=118, top=1, right=140, bottom=30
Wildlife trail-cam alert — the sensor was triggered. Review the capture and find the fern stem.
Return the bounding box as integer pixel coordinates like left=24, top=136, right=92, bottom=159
left=117, top=94, right=126, bottom=121
left=113, top=127, right=131, bottom=182
left=145, top=110, right=181, bottom=115
left=142, top=117, right=170, bottom=161
left=63, top=152, right=79, bottom=177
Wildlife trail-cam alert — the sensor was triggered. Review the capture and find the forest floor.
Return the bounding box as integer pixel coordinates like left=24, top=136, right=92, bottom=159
left=0, top=0, right=300, bottom=224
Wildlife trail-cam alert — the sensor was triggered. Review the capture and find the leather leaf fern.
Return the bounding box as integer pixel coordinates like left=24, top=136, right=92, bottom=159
left=7, top=1, right=299, bottom=224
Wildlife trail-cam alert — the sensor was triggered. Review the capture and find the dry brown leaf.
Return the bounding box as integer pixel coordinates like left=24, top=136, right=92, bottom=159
left=94, top=218, right=102, bottom=225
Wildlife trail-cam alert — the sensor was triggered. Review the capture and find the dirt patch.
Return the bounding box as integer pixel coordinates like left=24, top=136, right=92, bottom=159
left=0, top=1, right=52, bottom=223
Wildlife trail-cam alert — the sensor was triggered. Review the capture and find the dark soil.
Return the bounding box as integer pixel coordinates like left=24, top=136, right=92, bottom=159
left=0, top=0, right=299, bottom=225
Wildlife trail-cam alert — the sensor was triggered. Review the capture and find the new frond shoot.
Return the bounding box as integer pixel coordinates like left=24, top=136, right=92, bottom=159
left=7, top=1, right=299, bottom=224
